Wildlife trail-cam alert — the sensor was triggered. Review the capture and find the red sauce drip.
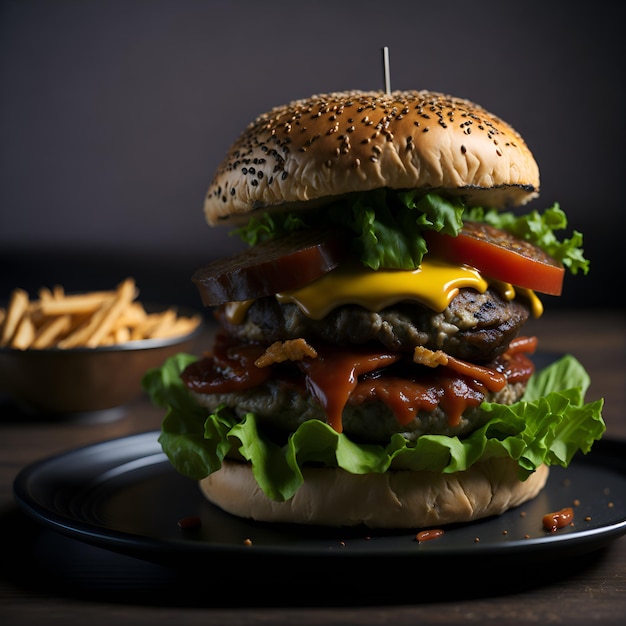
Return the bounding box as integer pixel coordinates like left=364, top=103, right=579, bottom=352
left=438, top=375, right=486, bottom=427
left=351, top=371, right=486, bottom=427
left=543, top=507, right=574, bottom=532
left=351, top=376, right=440, bottom=426
left=508, top=335, right=538, bottom=355
left=444, top=355, right=506, bottom=392
left=297, top=346, right=401, bottom=433
left=181, top=332, right=269, bottom=393
left=182, top=333, right=537, bottom=434
left=416, top=528, right=445, bottom=542
left=349, top=345, right=535, bottom=429
left=497, top=350, right=536, bottom=384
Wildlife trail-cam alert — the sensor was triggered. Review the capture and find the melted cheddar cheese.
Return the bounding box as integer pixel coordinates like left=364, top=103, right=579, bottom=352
left=224, top=259, right=543, bottom=324
left=277, top=259, right=486, bottom=319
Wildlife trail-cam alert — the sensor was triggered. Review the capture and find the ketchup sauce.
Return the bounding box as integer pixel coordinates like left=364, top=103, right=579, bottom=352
left=416, top=529, right=445, bottom=542
left=543, top=507, right=574, bottom=532
left=182, top=332, right=536, bottom=434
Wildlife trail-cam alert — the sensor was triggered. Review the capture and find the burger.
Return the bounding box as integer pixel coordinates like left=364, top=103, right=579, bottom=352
left=144, top=90, right=605, bottom=529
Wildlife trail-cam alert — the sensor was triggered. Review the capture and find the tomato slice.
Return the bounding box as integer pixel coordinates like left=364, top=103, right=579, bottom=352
left=425, top=222, right=564, bottom=296
left=191, top=229, right=348, bottom=306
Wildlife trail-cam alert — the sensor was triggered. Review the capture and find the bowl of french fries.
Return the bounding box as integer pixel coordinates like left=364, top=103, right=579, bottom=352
left=0, top=277, right=203, bottom=416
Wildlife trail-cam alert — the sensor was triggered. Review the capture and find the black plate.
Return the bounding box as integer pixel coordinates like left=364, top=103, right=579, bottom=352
left=13, top=431, right=626, bottom=577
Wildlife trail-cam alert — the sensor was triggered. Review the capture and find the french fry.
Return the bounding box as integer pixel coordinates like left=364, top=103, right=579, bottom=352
left=2, top=278, right=200, bottom=350
left=37, top=286, right=54, bottom=302
left=27, top=298, right=46, bottom=327
left=146, top=308, right=178, bottom=339
left=11, top=313, right=36, bottom=350
left=165, top=315, right=202, bottom=338
left=98, top=333, right=116, bottom=346
left=55, top=295, right=115, bottom=348
left=112, top=301, right=147, bottom=330
left=40, top=290, right=114, bottom=316
left=85, top=278, right=137, bottom=347
left=31, top=315, right=72, bottom=349
left=114, top=326, right=131, bottom=344
left=58, top=279, right=136, bottom=348
left=130, top=309, right=167, bottom=340
left=1, top=288, right=30, bottom=346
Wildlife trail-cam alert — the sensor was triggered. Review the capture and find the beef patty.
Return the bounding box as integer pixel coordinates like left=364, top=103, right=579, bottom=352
left=191, top=377, right=527, bottom=444
left=215, top=287, right=531, bottom=363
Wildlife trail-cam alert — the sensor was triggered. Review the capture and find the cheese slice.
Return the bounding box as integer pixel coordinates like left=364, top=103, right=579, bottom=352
left=224, top=259, right=543, bottom=324
left=276, top=259, right=487, bottom=320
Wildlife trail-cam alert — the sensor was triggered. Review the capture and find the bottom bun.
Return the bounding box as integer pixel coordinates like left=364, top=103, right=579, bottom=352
left=199, top=458, right=549, bottom=528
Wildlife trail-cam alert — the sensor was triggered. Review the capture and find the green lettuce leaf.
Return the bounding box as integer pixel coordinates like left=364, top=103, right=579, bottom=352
left=464, top=204, right=590, bottom=275
left=330, top=189, right=465, bottom=270
left=235, top=189, right=465, bottom=270
left=144, top=353, right=605, bottom=502
left=232, top=190, right=589, bottom=275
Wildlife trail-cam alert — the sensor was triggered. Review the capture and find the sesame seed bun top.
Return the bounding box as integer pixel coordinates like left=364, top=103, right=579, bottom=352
left=204, top=90, right=540, bottom=226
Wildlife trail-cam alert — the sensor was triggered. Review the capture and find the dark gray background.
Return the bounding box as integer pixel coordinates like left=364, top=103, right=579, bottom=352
left=1, top=0, right=623, bottom=309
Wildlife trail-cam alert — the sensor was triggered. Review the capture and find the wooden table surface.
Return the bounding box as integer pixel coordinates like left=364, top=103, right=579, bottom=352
left=1, top=310, right=624, bottom=625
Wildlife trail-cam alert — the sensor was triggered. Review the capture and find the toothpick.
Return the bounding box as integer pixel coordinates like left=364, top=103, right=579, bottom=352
left=382, top=47, right=391, bottom=95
